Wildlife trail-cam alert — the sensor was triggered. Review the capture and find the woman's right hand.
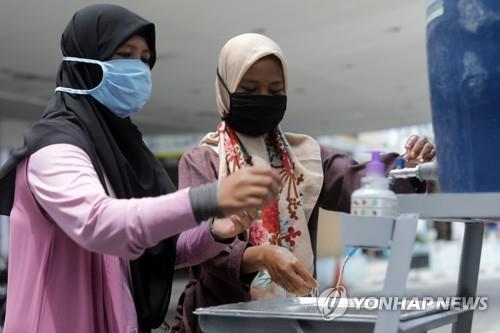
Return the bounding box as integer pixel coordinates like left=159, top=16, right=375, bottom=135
left=260, top=245, right=318, bottom=296
left=218, top=166, right=281, bottom=216
left=212, top=210, right=258, bottom=240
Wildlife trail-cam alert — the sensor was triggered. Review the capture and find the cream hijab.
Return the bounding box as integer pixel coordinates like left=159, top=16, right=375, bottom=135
left=202, top=33, right=324, bottom=300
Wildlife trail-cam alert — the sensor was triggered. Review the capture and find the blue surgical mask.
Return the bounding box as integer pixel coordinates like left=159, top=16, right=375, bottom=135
left=55, top=56, right=152, bottom=118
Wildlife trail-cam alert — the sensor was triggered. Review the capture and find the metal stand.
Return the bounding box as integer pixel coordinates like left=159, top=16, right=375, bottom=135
left=452, top=223, right=484, bottom=333
left=195, top=193, right=496, bottom=333
left=375, top=214, right=419, bottom=333
left=342, top=193, right=496, bottom=333
left=342, top=213, right=429, bottom=333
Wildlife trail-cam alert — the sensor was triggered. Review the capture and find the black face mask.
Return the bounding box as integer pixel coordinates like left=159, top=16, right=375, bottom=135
left=218, top=70, right=287, bottom=136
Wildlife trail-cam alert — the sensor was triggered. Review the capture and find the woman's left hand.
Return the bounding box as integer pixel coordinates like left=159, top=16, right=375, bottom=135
left=403, top=135, right=436, bottom=167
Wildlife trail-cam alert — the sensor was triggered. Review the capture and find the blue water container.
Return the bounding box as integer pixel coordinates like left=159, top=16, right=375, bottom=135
left=426, top=0, right=500, bottom=192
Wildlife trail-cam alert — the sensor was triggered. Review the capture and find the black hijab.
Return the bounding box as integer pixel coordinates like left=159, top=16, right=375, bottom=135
left=0, top=4, right=175, bottom=331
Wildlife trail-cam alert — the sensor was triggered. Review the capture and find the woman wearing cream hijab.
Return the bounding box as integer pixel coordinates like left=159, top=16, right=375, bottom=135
left=172, top=33, right=435, bottom=332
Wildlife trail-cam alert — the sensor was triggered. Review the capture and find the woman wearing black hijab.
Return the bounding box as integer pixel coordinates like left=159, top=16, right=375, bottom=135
left=0, top=5, right=280, bottom=333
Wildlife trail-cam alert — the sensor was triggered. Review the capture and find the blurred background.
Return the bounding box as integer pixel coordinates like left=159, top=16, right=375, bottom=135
left=0, top=1, right=498, bottom=332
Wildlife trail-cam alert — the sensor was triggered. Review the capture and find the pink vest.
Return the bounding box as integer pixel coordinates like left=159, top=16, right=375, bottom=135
left=4, top=160, right=134, bottom=333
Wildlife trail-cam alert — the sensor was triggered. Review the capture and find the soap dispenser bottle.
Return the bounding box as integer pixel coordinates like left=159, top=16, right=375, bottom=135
left=351, top=151, right=397, bottom=217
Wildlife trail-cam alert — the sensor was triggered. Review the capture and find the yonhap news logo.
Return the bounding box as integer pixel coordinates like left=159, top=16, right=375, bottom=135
left=316, top=289, right=488, bottom=321
left=316, top=286, right=348, bottom=320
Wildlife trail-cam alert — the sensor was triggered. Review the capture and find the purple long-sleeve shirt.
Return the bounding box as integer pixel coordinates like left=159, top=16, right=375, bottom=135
left=172, top=145, right=425, bottom=333
left=4, top=144, right=227, bottom=333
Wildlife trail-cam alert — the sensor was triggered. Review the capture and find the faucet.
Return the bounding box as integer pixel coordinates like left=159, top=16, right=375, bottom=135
left=389, top=161, right=439, bottom=182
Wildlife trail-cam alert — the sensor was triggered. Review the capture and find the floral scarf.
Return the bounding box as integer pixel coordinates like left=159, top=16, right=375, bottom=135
left=209, top=122, right=320, bottom=299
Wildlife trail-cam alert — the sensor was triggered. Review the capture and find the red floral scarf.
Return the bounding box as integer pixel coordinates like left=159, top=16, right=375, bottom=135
left=218, top=123, right=315, bottom=299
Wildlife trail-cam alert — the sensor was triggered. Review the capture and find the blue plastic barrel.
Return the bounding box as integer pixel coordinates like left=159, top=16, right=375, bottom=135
left=426, top=0, right=500, bottom=192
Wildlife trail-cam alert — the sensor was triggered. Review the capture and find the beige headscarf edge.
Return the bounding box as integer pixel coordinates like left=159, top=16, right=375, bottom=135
left=215, top=33, right=289, bottom=118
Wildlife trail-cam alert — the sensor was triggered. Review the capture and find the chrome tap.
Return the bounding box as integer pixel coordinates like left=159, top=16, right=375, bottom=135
left=389, top=161, right=438, bottom=182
